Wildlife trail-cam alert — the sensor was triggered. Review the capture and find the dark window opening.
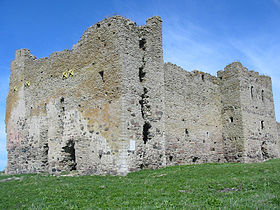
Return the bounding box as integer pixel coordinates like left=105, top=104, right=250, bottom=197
left=261, top=120, right=264, bottom=130
left=230, top=117, right=234, bottom=123
left=202, top=74, right=205, bottom=81
left=96, top=23, right=100, bottom=28
left=251, top=86, right=254, bottom=98
left=60, top=97, right=64, bottom=103
left=99, top=71, right=104, bottom=82
left=62, top=140, right=76, bottom=171
left=139, top=67, right=146, bottom=82
left=261, top=90, right=264, bottom=101
left=143, top=122, right=152, bottom=144
left=62, top=107, right=65, bottom=112
left=185, top=129, right=189, bottom=136
left=169, top=156, right=173, bottom=162
left=139, top=38, right=146, bottom=50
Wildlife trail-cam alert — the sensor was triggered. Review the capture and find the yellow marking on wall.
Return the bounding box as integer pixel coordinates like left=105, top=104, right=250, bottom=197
left=62, top=72, right=68, bottom=79
left=25, top=81, right=31, bottom=87
left=69, top=69, right=74, bottom=76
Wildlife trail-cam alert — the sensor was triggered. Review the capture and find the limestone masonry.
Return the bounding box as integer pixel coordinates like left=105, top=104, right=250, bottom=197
left=5, top=16, right=280, bottom=175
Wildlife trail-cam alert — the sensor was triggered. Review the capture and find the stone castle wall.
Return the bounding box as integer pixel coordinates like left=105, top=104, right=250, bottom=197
left=164, top=63, right=224, bottom=165
left=5, top=16, right=280, bottom=175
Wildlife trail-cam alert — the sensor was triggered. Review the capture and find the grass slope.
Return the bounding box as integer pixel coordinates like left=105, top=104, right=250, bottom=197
left=0, top=159, right=280, bottom=209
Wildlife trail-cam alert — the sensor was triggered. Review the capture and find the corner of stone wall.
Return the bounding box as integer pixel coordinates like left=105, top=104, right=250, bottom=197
left=218, top=62, right=246, bottom=162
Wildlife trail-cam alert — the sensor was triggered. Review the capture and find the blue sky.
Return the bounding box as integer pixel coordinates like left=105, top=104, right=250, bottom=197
left=0, top=0, right=280, bottom=170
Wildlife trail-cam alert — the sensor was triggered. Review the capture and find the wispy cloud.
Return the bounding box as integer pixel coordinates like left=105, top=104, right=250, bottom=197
left=273, top=0, right=280, bottom=7
left=163, top=18, right=226, bottom=74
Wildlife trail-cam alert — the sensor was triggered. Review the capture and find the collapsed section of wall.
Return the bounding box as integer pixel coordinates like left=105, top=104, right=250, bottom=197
left=164, top=63, right=225, bottom=165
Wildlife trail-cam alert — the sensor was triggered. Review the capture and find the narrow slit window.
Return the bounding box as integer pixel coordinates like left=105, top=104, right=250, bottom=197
left=202, top=74, right=205, bottom=81
left=229, top=117, right=234, bottom=123
left=185, top=128, right=189, bottom=136
left=261, top=120, right=264, bottom=130
left=251, top=86, right=254, bottom=98
left=261, top=90, right=264, bottom=101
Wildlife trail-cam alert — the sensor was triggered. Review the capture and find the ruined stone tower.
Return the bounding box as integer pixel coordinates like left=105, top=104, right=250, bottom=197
left=5, top=16, right=280, bottom=175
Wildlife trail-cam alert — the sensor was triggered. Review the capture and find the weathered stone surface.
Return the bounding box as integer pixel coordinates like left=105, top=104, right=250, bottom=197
left=5, top=16, right=280, bottom=175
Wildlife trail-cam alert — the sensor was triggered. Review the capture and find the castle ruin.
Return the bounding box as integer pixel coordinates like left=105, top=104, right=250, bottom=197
left=5, top=16, right=280, bottom=175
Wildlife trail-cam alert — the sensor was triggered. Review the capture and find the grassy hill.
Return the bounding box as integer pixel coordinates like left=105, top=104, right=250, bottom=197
left=1, top=159, right=280, bottom=209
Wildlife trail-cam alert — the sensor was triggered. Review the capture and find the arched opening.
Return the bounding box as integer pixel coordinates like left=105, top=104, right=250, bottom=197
left=62, top=140, right=77, bottom=171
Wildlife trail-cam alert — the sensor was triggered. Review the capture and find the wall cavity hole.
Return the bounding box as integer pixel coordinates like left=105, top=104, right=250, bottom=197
left=143, top=122, right=152, bottom=144
left=99, top=71, right=104, bottom=82
left=169, top=156, right=173, bottom=162
left=261, top=141, right=269, bottom=159
left=42, top=143, right=49, bottom=166
left=97, top=23, right=100, bottom=28
left=230, top=117, right=234, bottom=123
left=192, top=157, right=199, bottom=163
left=139, top=38, right=146, bottom=50
left=60, top=97, right=64, bottom=103
left=139, top=67, right=146, bottom=82
left=185, top=129, right=189, bottom=136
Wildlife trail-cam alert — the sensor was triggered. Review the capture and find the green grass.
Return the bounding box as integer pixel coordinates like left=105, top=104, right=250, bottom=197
left=1, top=159, right=280, bottom=209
